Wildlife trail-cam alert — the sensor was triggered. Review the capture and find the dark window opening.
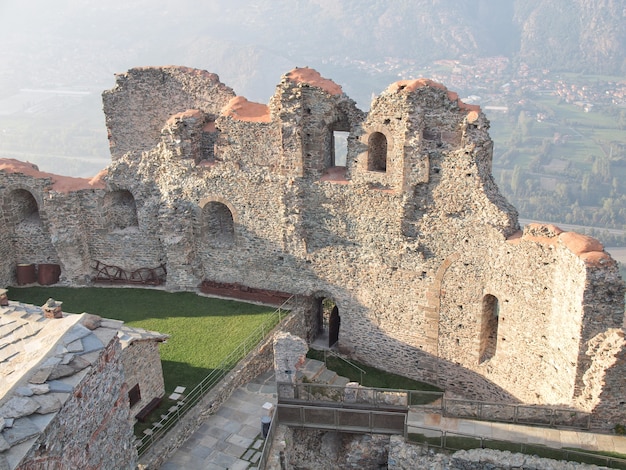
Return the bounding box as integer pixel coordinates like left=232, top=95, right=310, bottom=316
left=128, top=384, right=141, bottom=407
left=367, top=132, right=387, bottom=172
left=200, top=120, right=218, bottom=163
left=479, top=294, right=500, bottom=364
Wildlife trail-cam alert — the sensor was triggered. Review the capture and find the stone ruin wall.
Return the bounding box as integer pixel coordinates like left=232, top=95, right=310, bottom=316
left=16, top=338, right=137, bottom=469
left=122, top=341, right=166, bottom=419
left=0, top=66, right=624, bottom=430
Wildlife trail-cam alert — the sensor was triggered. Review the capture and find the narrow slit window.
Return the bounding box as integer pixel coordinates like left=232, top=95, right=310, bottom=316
left=332, top=131, right=348, bottom=167
left=479, top=294, right=500, bottom=363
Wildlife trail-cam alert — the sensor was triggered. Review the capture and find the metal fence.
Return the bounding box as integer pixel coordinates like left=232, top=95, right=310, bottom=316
left=414, top=396, right=592, bottom=430
left=278, top=381, right=410, bottom=411
left=406, top=423, right=626, bottom=469
left=257, top=407, right=278, bottom=470
left=136, top=296, right=295, bottom=456
left=277, top=403, right=407, bottom=435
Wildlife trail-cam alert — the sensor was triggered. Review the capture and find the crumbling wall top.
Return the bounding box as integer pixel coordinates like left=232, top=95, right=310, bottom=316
left=282, top=67, right=343, bottom=96
left=222, top=96, right=271, bottom=122
left=0, top=158, right=106, bottom=193
left=385, top=78, right=481, bottom=116
left=507, top=223, right=612, bottom=267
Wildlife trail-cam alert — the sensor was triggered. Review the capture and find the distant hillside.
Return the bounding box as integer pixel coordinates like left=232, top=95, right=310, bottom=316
left=228, top=0, right=626, bottom=75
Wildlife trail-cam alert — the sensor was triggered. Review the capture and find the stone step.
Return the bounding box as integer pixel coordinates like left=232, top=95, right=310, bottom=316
left=314, top=368, right=338, bottom=384
left=300, top=358, right=326, bottom=381
left=331, top=376, right=351, bottom=388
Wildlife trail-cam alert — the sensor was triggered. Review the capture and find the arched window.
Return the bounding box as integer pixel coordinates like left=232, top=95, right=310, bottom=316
left=479, top=294, right=500, bottom=363
left=202, top=201, right=235, bottom=246
left=104, top=190, right=138, bottom=230
left=11, top=189, right=40, bottom=224
left=367, top=132, right=387, bottom=172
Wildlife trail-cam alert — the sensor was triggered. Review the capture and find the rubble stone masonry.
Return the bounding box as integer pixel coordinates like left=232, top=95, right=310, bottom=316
left=0, top=66, right=624, bottom=430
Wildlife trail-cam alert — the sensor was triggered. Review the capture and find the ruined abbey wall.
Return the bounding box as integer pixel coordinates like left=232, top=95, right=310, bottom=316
left=0, top=66, right=624, bottom=429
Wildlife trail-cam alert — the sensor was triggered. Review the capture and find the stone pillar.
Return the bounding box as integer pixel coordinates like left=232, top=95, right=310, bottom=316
left=42, top=298, right=63, bottom=319
left=273, top=331, right=308, bottom=399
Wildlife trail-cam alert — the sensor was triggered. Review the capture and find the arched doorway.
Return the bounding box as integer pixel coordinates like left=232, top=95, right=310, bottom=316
left=313, top=296, right=340, bottom=348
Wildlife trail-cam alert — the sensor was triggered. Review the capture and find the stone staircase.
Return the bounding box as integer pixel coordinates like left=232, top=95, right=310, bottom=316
left=297, top=358, right=352, bottom=388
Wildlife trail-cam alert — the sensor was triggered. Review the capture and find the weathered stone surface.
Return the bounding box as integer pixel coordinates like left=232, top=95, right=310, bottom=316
left=32, top=395, right=62, bottom=414
left=0, top=435, right=8, bottom=452
left=387, top=436, right=609, bottom=470
left=0, top=398, right=39, bottom=419
left=1, top=417, right=39, bottom=446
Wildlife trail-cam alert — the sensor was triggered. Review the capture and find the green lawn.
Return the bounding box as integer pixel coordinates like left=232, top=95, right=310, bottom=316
left=306, top=348, right=442, bottom=394
left=8, top=286, right=278, bottom=393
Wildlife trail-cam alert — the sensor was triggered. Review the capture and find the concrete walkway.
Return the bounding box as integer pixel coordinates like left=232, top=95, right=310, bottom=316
left=159, top=365, right=626, bottom=469
left=408, top=410, right=626, bottom=456
left=160, top=370, right=277, bottom=470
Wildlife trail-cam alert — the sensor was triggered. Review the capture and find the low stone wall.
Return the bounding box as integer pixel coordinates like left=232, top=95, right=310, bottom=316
left=137, top=310, right=305, bottom=469
left=387, top=436, right=611, bottom=470
left=282, top=428, right=390, bottom=470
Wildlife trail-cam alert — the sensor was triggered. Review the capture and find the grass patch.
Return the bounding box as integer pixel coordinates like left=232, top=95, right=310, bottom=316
left=9, top=286, right=279, bottom=392
left=306, top=348, right=442, bottom=395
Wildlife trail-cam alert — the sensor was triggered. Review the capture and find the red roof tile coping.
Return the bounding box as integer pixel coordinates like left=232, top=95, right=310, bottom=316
left=166, top=109, right=203, bottom=125
left=559, top=231, right=604, bottom=256
left=387, top=79, right=448, bottom=93
left=0, top=158, right=107, bottom=193
left=222, top=96, right=271, bottom=123
left=387, top=79, right=482, bottom=114
left=203, top=121, right=216, bottom=132
left=285, top=67, right=343, bottom=96
left=506, top=223, right=611, bottom=266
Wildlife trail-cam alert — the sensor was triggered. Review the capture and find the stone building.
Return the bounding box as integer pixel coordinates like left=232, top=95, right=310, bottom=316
left=0, top=297, right=167, bottom=469
left=0, top=66, right=624, bottom=430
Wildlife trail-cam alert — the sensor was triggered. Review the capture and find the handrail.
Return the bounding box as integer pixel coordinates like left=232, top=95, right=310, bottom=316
left=322, top=348, right=367, bottom=384
left=439, top=397, right=592, bottom=430
left=277, top=381, right=409, bottom=410
left=136, top=295, right=296, bottom=456
left=257, top=407, right=278, bottom=470
left=406, top=423, right=626, bottom=468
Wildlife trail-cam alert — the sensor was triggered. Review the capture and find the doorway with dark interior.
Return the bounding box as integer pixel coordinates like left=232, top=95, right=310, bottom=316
left=313, top=296, right=340, bottom=349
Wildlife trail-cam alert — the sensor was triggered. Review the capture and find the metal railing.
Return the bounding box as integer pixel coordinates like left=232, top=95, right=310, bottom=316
left=277, top=403, right=407, bottom=435
left=278, top=381, right=409, bottom=410
left=406, top=423, right=626, bottom=469
left=413, top=396, right=592, bottom=430
left=257, top=407, right=278, bottom=470
left=136, top=296, right=295, bottom=456
left=321, top=348, right=367, bottom=384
